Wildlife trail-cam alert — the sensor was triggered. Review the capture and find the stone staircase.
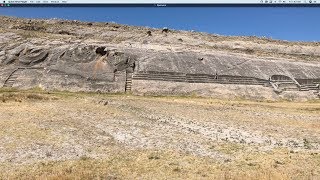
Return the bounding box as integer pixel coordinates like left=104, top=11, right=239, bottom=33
left=270, top=82, right=280, bottom=93
left=133, top=72, right=268, bottom=86
left=300, top=84, right=319, bottom=91
left=3, top=68, right=24, bottom=88
left=216, top=76, right=267, bottom=86
left=125, top=73, right=133, bottom=92
left=133, top=72, right=186, bottom=82
left=270, top=80, right=300, bottom=92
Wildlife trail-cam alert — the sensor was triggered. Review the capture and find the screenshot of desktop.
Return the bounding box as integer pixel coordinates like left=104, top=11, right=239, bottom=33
left=0, top=0, right=319, bottom=179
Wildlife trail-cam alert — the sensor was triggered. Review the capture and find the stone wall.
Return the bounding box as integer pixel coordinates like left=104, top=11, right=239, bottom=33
left=131, top=79, right=318, bottom=101
left=132, top=71, right=269, bottom=86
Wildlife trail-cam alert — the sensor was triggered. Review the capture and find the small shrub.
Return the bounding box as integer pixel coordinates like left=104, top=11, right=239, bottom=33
left=1, top=95, right=6, bottom=103
left=148, top=154, right=160, bottom=160
left=244, top=48, right=255, bottom=54
left=172, top=167, right=181, bottom=172
left=26, top=94, right=48, bottom=100
left=58, top=30, right=71, bottom=35
left=45, top=151, right=52, bottom=157
left=303, top=138, right=312, bottom=149
left=80, top=155, right=90, bottom=161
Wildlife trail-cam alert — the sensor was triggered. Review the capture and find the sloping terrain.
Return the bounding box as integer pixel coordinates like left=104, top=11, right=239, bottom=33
left=0, top=16, right=320, bottom=179
left=0, top=15, right=319, bottom=100
left=0, top=91, right=319, bottom=179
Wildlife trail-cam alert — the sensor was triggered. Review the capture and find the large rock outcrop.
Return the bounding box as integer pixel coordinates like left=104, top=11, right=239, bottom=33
left=0, top=16, right=319, bottom=100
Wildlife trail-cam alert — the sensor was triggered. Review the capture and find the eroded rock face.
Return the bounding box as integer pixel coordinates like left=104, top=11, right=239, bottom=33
left=0, top=16, right=319, bottom=100
left=19, top=47, right=49, bottom=65
left=0, top=39, right=137, bottom=92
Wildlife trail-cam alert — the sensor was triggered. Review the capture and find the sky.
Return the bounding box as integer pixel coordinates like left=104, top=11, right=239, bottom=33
left=1, top=7, right=320, bottom=42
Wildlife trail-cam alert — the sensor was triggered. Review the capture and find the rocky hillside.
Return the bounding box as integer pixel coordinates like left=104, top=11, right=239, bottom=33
left=0, top=16, right=319, bottom=100
left=1, top=16, right=320, bottom=63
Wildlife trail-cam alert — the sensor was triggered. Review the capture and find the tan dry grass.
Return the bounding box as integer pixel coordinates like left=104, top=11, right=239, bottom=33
left=0, top=92, right=319, bottom=179
left=1, top=149, right=319, bottom=180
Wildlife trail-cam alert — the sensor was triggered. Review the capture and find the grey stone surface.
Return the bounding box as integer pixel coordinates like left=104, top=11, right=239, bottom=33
left=0, top=16, right=319, bottom=99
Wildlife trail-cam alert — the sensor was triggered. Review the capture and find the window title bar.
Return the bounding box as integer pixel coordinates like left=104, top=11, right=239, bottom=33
left=2, top=0, right=320, bottom=7
left=5, top=0, right=320, bottom=4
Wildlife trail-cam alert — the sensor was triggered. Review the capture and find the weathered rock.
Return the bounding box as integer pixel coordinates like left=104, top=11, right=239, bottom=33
left=19, top=48, right=49, bottom=65
left=0, top=16, right=319, bottom=100
left=162, top=27, right=169, bottom=33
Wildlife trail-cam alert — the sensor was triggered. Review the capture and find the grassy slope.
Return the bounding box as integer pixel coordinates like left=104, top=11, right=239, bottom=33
left=0, top=90, right=319, bottom=179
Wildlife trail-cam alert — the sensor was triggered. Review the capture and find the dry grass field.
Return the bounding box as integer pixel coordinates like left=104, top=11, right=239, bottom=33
left=0, top=89, right=319, bottom=179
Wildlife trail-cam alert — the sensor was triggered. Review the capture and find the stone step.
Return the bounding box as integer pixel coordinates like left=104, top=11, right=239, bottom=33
left=277, top=82, right=296, bottom=85
left=144, top=77, right=185, bottom=81
left=134, top=75, right=186, bottom=79
left=282, top=88, right=300, bottom=91
left=301, top=86, right=318, bottom=89
left=132, top=77, right=265, bottom=85
left=137, top=73, right=185, bottom=76
left=133, top=74, right=268, bottom=86
left=187, top=79, right=211, bottom=82
left=162, top=79, right=186, bottom=82
left=6, top=80, right=15, bottom=83
left=5, top=83, right=14, bottom=86
left=273, top=80, right=294, bottom=82
left=186, top=76, right=210, bottom=78
left=2, top=68, right=26, bottom=88
left=225, top=80, right=256, bottom=83
left=186, top=77, right=209, bottom=79
left=134, top=75, right=263, bottom=83
left=137, top=77, right=185, bottom=80
left=223, top=82, right=262, bottom=84
left=125, top=75, right=133, bottom=92
left=301, top=86, right=319, bottom=90
left=135, top=74, right=184, bottom=76
left=228, top=78, right=255, bottom=81
left=302, top=87, right=318, bottom=90
left=3, top=83, right=14, bottom=87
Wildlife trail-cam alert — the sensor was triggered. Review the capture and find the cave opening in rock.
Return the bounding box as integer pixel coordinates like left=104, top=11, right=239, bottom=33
left=96, top=47, right=107, bottom=56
